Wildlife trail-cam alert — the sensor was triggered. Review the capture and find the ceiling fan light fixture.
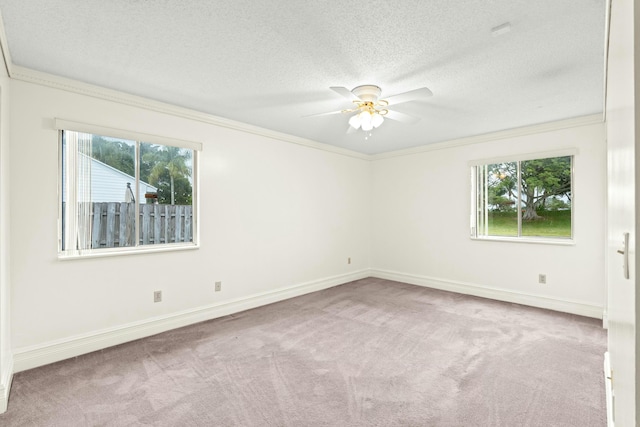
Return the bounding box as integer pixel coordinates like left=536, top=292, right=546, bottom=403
left=318, top=84, right=429, bottom=135
left=348, top=113, right=362, bottom=129
left=372, top=112, right=384, bottom=128
left=360, top=111, right=374, bottom=131
left=361, top=121, right=373, bottom=132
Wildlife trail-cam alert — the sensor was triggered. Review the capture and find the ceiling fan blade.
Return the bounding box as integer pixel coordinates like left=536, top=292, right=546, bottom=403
left=383, top=87, right=433, bottom=106
left=330, top=86, right=361, bottom=102
left=302, top=109, right=345, bottom=118
left=384, top=110, right=421, bottom=124
left=346, top=125, right=357, bottom=134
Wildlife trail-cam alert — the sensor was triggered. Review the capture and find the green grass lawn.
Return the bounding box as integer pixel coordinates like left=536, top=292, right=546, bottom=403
left=487, top=210, right=571, bottom=238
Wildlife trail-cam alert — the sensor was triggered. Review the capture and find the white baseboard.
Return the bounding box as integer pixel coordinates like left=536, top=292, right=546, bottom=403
left=370, top=269, right=604, bottom=319
left=0, top=357, right=13, bottom=414
left=12, top=268, right=604, bottom=373
left=13, top=269, right=369, bottom=373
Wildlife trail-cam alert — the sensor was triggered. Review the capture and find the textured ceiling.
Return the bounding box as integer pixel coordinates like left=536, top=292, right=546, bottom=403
left=0, top=0, right=606, bottom=154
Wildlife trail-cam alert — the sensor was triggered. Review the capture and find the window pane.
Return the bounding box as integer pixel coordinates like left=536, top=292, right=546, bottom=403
left=520, top=156, right=572, bottom=238
left=61, top=129, right=199, bottom=255
left=61, top=131, right=137, bottom=250
left=139, top=142, right=194, bottom=245
left=477, top=162, right=518, bottom=237
left=89, top=135, right=137, bottom=248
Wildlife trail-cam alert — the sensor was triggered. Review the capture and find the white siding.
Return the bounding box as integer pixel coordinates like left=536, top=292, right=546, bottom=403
left=87, top=157, right=156, bottom=203
left=62, top=154, right=157, bottom=203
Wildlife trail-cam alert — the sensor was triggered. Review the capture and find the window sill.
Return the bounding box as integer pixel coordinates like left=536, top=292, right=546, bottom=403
left=470, top=236, right=575, bottom=246
left=58, top=243, right=199, bottom=260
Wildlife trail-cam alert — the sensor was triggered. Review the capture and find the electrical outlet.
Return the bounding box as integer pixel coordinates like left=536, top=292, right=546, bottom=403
left=215, top=281, right=222, bottom=292
left=154, top=290, right=162, bottom=302
left=348, top=257, right=351, bottom=264
left=538, top=274, right=547, bottom=284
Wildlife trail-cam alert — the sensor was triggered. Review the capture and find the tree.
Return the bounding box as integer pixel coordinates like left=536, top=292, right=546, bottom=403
left=486, top=164, right=517, bottom=211
left=88, top=137, right=193, bottom=205
left=142, top=145, right=192, bottom=205
left=520, top=157, right=571, bottom=220
left=486, top=157, right=571, bottom=221
left=546, top=196, right=570, bottom=211
left=90, top=136, right=135, bottom=175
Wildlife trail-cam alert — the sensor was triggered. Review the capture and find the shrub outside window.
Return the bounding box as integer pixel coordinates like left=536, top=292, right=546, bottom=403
left=471, top=154, right=573, bottom=241
left=59, top=122, right=200, bottom=257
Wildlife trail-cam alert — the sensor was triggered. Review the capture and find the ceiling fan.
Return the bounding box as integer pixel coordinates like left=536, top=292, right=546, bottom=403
left=307, top=84, right=433, bottom=133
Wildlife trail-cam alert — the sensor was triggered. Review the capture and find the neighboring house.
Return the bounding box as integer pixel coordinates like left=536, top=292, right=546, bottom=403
left=63, top=154, right=158, bottom=203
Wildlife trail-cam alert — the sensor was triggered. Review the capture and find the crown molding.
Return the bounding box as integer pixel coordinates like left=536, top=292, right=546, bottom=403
left=8, top=65, right=370, bottom=161
left=369, top=113, right=604, bottom=161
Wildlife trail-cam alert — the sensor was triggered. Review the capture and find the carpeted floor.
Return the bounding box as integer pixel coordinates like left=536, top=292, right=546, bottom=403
left=0, top=278, right=607, bottom=426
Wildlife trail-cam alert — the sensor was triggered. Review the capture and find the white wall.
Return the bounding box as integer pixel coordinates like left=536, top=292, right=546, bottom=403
left=371, top=120, right=607, bottom=316
left=9, top=79, right=371, bottom=370
left=0, top=52, right=11, bottom=412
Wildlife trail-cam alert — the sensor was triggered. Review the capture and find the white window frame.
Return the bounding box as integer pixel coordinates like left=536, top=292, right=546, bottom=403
left=56, top=119, right=202, bottom=259
left=469, top=148, right=576, bottom=245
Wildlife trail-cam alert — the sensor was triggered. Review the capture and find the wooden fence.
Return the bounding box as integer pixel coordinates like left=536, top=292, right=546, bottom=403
left=77, top=202, right=193, bottom=248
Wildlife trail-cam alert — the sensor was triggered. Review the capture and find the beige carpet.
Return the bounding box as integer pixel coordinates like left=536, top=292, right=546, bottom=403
left=0, top=278, right=606, bottom=426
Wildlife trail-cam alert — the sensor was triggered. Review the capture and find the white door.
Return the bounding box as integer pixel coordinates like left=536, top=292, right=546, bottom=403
left=606, top=0, right=637, bottom=425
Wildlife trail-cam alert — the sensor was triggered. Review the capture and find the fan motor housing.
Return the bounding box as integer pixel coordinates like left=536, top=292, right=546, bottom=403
left=352, top=85, right=382, bottom=102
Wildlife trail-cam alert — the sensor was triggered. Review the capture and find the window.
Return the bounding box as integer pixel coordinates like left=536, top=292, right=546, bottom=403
left=58, top=121, right=200, bottom=257
left=470, top=153, right=573, bottom=241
